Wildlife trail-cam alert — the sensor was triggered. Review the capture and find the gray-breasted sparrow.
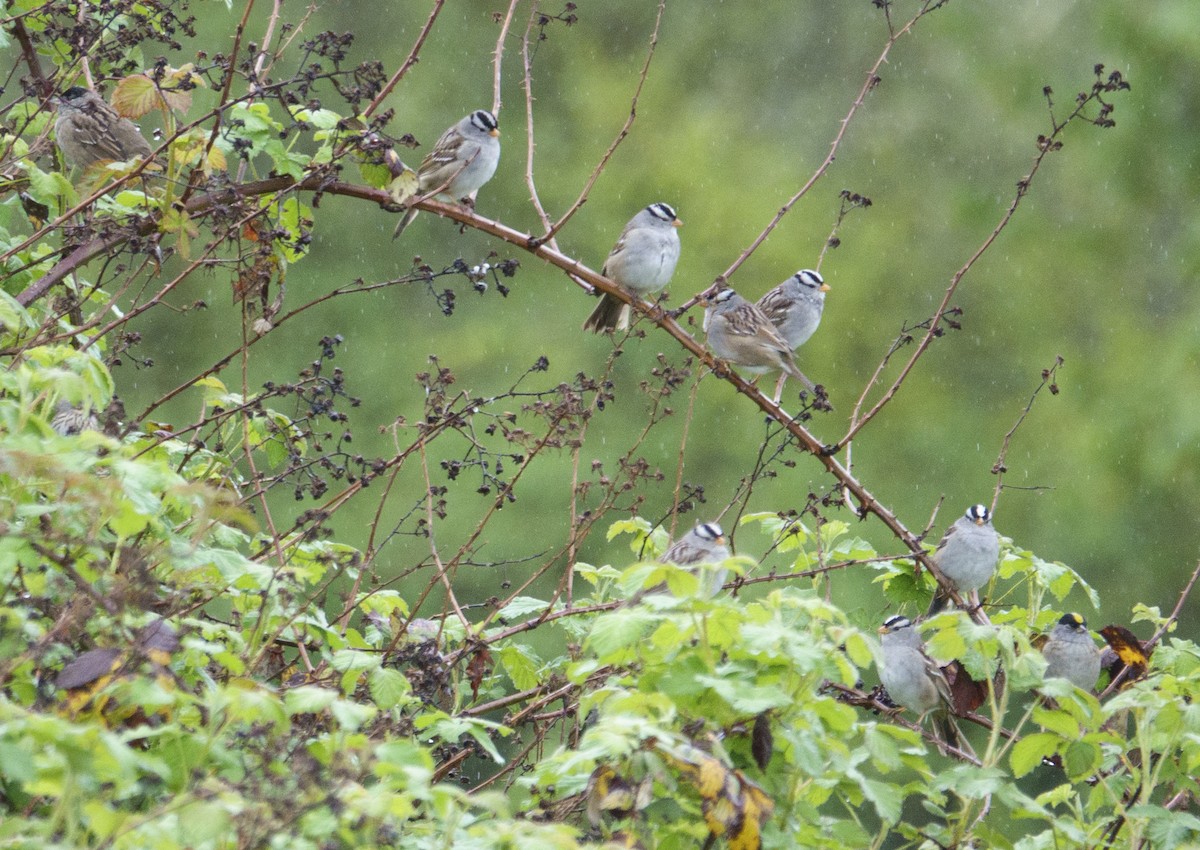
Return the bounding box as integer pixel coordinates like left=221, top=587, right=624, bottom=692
left=393, top=109, right=500, bottom=237
left=703, top=288, right=818, bottom=401
left=625, top=521, right=730, bottom=603
left=757, top=269, right=829, bottom=402
left=926, top=504, right=1001, bottom=616
left=757, top=269, right=829, bottom=349
left=1041, top=612, right=1101, bottom=692
left=878, top=615, right=971, bottom=754
left=54, top=87, right=153, bottom=168
left=661, top=521, right=730, bottom=597
left=583, top=202, right=682, bottom=333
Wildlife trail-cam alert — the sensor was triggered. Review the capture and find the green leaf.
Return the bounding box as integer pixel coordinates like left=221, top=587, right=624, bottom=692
left=368, top=667, right=412, bottom=710
left=1010, top=732, right=1060, bottom=777
left=1032, top=704, right=1080, bottom=739
left=498, top=643, right=542, bottom=691
left=271, top=196, right=312, bottom=263
left=1061, top=739, right=1102, bottom=780
left=284, top=686, right=338, bottom=715
left=860, top=776, right=903, bottom=823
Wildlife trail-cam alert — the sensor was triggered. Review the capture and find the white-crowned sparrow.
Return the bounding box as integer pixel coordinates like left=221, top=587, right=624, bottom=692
left=757, top=269, right=829, bottom=349
left=703, top=288, right=818, bottom=401
left=757, top=269, right=829, bottom=402
left=926, top=504, right=1001, bottom=616
left=661, top=521, right=730, bottom=597
left=393, top=109, right=500, bottom=237
left=50, top=401, right=100, bottom=436
left=625, top=521, right=730, bottom=603
left=878, top=614, right=971, bottom=754
left=1041, top=612, right=1101, bottom=692
left=583, top=202, right=682, bottom=333
left=54, top=87, right=153, bottom=168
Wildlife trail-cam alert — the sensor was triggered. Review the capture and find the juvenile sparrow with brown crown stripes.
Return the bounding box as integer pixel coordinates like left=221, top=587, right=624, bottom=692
left=393, top=109, right=500, bottom=238
left=583, top=203, right=682, bottom=333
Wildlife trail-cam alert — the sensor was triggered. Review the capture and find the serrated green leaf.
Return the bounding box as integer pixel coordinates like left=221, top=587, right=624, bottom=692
left=1010, top=731, right=1060, bottom=777
left=499, top=644, right=542, bottom=691
left=284, top=686, right=338, bottom=715
left=368, top=667, right=412, bottom=710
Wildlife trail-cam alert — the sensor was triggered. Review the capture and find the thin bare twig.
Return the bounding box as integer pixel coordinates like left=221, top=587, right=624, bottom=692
left=835, top=71, right=1126, bottom=451
left=520, top=3, right=556, bottom=242
left=990, top=356, right=1063, bottom=510
left=1147, top=560, right=1200, bottom=651
left=363, top=0, right=447, bottom=120
left=492, top=0, right=521, bottom=116
left=537, top=0, right=667, bottom=247
left=674, top=1, right=944, bottom=316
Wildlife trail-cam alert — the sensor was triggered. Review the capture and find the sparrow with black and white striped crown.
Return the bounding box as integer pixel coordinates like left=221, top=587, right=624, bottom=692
left=878, top=615, right=972, bottom=754
left=757, top=269, right=829, bottom=351
left=660, top=522, right=730, bottom=597
left=583, top=203, right=682, bottom=333
left=625, top=521, right=730, bottom=604
left=393, top=109, right=500, bottom=238
left=1041, top=612, right=1101, bottom=691
left=757, top=269, right=830, bottom=403
left=703, top=288, right=818, bottom=402
left=926, top=504, right=1001, bottom=616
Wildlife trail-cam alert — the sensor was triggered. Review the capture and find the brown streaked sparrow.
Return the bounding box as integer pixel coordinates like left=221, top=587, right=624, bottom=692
left=50, top=401, right=101, bottom=436
left=703, top=287, right=818, bottom=401
left=54, top=87, right=153, bottom=168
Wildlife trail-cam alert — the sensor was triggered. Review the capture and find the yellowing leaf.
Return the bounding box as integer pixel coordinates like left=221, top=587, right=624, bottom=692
left=112, top=75, right=161, bottom=119
left=387, top=169, right=419, bottom=207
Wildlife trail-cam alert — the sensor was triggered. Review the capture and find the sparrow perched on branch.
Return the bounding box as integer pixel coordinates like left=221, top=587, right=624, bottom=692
left=878, top=615, right=972, bottom=754
left=703, top=287, right=819, bottom=402
left=583, top=202, right=682, bottom=333
left=925, top=504, right=1000, bottom=616
left=624, top=521, right=731, bottom=604
left=1041, top=612, right=1101, bottom=692
left=757, top=269, right=830, bottom=403
left=660, top=521, right=730, bottom=597
left=50, top=400, right=101, bottom=436
left=54, top=87, right=153, bottom=168
left=393, top=109, right=500, bottom=238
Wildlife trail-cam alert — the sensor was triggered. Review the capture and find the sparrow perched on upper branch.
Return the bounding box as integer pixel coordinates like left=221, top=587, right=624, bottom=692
left=757, top=269, right=830, bottom=402
left=583, top=202, right=682, bottom=333
left=393, top=109, right=500, bottom=238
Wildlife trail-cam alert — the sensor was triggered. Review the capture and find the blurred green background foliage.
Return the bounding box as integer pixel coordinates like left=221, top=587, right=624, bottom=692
left=124, top=0, right=1198, bottom=632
